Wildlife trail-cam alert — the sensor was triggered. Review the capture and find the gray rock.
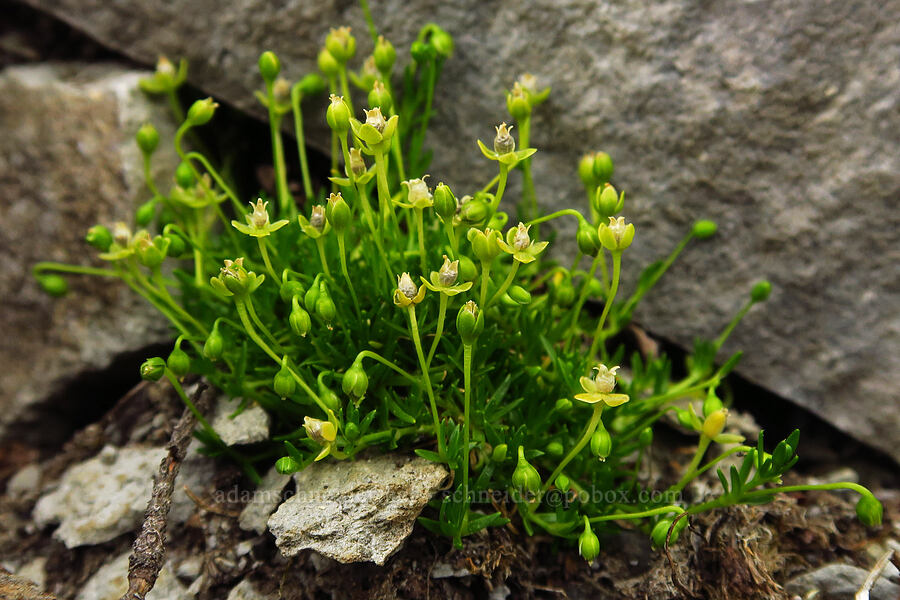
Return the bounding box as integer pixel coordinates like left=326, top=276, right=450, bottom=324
left=212, top=399, right=271, bottom=446
left=238, top=465, right=291, bottom=534
left=18, top=1, right=900, bottom=461
left=33, top=444, right=211, bottom=548
left=0, top=63, right=177, bottom=442
left=6, top=464, right=41, bottom=500
left=785, top=563, right=900, bottom=600
left=76, top=550, right=189, bottom=600
left=267, top=454, right=448, bottom=564
left=227, top=579, right=274, bottom=600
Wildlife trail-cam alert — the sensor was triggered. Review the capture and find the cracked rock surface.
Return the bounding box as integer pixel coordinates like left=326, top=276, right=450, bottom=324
left=267, top=453, right=448, bottom=565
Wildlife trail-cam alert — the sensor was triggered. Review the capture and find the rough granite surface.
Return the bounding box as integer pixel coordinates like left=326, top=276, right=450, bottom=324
left=0, top=63, right=177, bottom=441
left=17, top=1, right=900, bottom=461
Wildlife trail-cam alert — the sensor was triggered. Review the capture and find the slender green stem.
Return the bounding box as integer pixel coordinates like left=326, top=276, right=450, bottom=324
left=150, top=269, right=208, bottom=335
left=461, top=343, right=474, bottom=517
left=290, top=85, right=314, bottom=200
left=693, top=446, right=754, bottom=479
left=256, top=238, right=279, bottom=281
left=687, top=482, right=872, bottom=515
left=492, top=164, right=509, bottom=213
left=487, top=261, right=519, bottom=307
left=714, top=299, right=753, bottom=351
left=263, top=83, right=292, bottom=217
left=359, top=0, right=378, bottom=43
left=389, top=133, right=406, bottom=182
left=244, top=296, right=283, bottom=353
left=408, top=306, right=444, bottom=456
left=315, top=238, right=332, bottom=279
left=165, top=371, right=220, bottom=441
left=338, top=67, right=353, bottom=115
left=481, top=173, right=500, bottom=194
left=141, top=154, right=161, bottom=198
left=356, top=350, right=419, bottom=385
left=565, top=253, right=602, bottom=344
left=337, top=234, right=361, bottom=317
left=374, top=152, right=397, bottom=229
left=527, top=208, right=584, bottom=228
left=669, top=435, right=712, bottom=494
left=355, top=181, right=393, bottom=283
left=588, top=250, right=622, bottom=359
left=541, top=404, right=603, bottom=495
left=34, top=262, right=119, bottom=278
left=443, top=220, right=459, bottom=258
left=588, top=505, right=685, bottom=524
left=426, top=293, right=448, bottom=368
left=517, top=116, right=537, bottom=224
left=415, top=208, right=427, bottom=274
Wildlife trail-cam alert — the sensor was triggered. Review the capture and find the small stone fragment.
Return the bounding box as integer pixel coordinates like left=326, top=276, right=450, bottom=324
left=238, top=465, right=290, bottom=534
left=227, top=578, right=274, bottom=600
left=267, top=454, right=447, bottom=565
left=75, top=551, right=189, bottom=600
left=785, top=563, right=900, bottom=600
left=212, top=400, right=270, bottom=446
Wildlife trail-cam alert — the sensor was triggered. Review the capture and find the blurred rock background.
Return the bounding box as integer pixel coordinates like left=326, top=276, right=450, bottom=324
left=2, top=0, right=898, bottom=462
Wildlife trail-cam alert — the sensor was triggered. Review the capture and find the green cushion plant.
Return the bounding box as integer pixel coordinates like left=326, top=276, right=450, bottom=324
left=35, top=3, right=881, bottom=559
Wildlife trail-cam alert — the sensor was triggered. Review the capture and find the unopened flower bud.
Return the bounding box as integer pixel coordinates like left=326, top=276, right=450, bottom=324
left=639, top=427, right=654, bottom=448
left=506, top=82, right=530, bottom=121
left=511, top=446, right=541, bottom=498
left=326, top=192, right=351, bottom=232
left=855, top=493, right=883, bottom=527
left=317, top=380, right=341, bottom=413
left=508, top=285, right=531, bottom=305
left=274, top=359, right=296, bottom=397
left=493, top=122, right=515, bottom=155
left=456, top=301, right=484, bottom=345
left=651, top=517, right=687, bottom=548
left=459, top=196, right=488, bottom=223
left=592, top=152, right=614, bottom=184
left=185, top=97, right=218, bottom=127
left=578, top=153, right=598, bottom=188
left=702, top=408, right=728, bottom=439
left=410, top=40, right=435, bottom=63
left=344, top=422, right=360, bottom=441
left=433, top=183, right=457, bottom=220
left=555, top=398, right=572, bottom=412
left=258, top=50, right=280, bottom=82
left=595, top=184, right=620, bottom=217
left=491, top=443, right=508, bottom=462
left=578, top=517, right=600, bottom=562
left=458, top=256, right=478, bottom=281
left=326, top=94, right=351, bottom=133
left=325, top=26, right=356, bottom=63
left=373, top=35, right=396, bottom=74
left=135, top=123, right=159, bottom=155
left=702, top=391, right=723, bottom=418
left=272, top=77, right=291, bottom=106
left=275, top=456, right=300, bottom=475
left=368, top=80, right=392, bottom=112
left=166, top=344, right=191, bottom=378
left=164, top=232, right=185, bottom=257
left=86, top=225, right=113, bottom=252
left=342, top=359, right=369, bottom=399
left=280, top=280, right=304, bottom=303
left=576, top=220, right=600, bottom=256
left=174, top=162, right=194, bottom=188
left=545, top=441, right=564, bottom=457
left=317, top=48, right=339, bottom=77
left=285, top=76, right=317, bottom=101
left=430, top=26, right=454, bottom=58
left=140, top=357, right=166, bottom=382
left=750, top=280, right=772, bottom=303
left=203, top=324, right=224, bottom=360
left=692, top=219, right=718, bottom=239
left=135, top=200, right=156, bottom=227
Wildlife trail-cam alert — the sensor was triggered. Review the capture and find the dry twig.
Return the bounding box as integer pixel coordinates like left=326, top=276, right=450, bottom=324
left=119, top=382, right=212, bottom=600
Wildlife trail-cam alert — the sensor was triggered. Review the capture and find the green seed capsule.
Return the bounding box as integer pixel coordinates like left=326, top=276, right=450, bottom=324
left=289, top=299, right=311, bottom=338
left=280, top=280, right=304, bottom=303
left=342, top=359, right=369, bottom=399
left=164, top=233, right=186, bottom=257
left=37, top=274, right=68, bottom=297
left=546, top=441, right=564, bottom=457
left=578, top=517, right=600, bottom=561
left=203, top=326, right=224, bottom=360
left=638, top=427, right=654, bottom=448
left=592, top=152, right=614, bottom=184
left=135, top=123, right=159, bottom=155
left=344, top=422, right=360, bottom=441
left=185, top=97, right=217, bottom=127
left=273, top=362, right=296, bottom=398
left=373, top=35, right=396, bottom=74
left=458, top=256, right=478, bottom=281
left=491, top=443, right=508, bottom=463
left=258, top=51, right=280, bottom=82
left=590, top=425, right=612, bottom=460
left=855, top=493, right=883, bottom=527
left=511, top=446, right=541, bottom=497
left=135, top=200, right=156, bottom=227
left=174, top=162, right=194, bottom=188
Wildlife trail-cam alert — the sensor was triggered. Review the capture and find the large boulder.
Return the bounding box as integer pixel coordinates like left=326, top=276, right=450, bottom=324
left=0, top=63, right=176, bottom=440
left=19, top=0, right=900, bottom=460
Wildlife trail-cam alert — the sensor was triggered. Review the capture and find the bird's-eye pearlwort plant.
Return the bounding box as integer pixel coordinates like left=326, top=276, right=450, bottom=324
left=35, top=4, right=882, bottom=560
